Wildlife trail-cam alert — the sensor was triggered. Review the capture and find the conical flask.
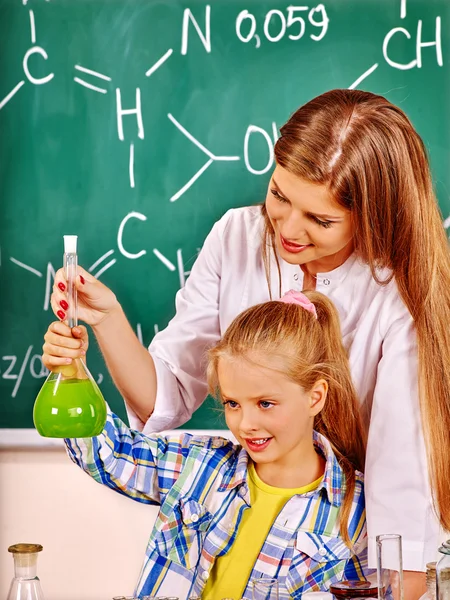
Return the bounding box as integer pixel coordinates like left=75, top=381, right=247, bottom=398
left=7, top=543, right=45, bottom=600
left=33, top=235, right=107, bottom=438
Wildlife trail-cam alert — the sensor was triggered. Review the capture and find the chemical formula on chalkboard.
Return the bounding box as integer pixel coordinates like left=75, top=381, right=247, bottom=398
left=0, top=1, right=443, bottom=194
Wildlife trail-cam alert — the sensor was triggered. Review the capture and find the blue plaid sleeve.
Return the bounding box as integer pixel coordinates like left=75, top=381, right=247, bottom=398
left=343, top=475, right=369, bottom=581
left=64, top=408, right=193, bottom=504
left=344, top=542, right=369, bottom=580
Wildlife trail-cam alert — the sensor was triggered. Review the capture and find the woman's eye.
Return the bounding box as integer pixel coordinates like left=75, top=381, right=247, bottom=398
left=312, top=216, right=333, bottom=228
left=270, top=188, right=289, bottom=203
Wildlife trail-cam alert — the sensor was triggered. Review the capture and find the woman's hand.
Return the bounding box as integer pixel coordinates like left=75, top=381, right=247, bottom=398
left=42, top=322, right=89, bottom=371
left=51, top=266, right=119, bottom=327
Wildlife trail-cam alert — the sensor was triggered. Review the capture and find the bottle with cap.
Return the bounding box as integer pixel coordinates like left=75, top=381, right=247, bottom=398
left=425, top=560, right=437, bottom=600
left=33, top=235, right=107, bottom=438
left=7, top=543, right=45, bottom=600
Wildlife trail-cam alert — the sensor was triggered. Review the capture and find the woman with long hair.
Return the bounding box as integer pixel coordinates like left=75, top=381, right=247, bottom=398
left=44, top=89, right=450, bottom=597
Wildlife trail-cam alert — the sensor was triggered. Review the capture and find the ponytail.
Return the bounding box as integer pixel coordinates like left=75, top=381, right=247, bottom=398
left=307, top=292, right=367, bottom=544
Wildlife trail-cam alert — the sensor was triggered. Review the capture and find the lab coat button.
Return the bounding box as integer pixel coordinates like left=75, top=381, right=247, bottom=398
left=323, top=279, right=330, bottom=286
left=294, top=273, right=299, bottom=281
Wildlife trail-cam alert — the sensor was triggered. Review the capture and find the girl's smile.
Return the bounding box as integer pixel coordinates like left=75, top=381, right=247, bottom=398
left=243, top=437, right=273, bottom=452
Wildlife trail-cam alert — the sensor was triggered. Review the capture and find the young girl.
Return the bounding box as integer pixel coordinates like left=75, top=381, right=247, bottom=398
left=64, top=290, right=368, bottom=599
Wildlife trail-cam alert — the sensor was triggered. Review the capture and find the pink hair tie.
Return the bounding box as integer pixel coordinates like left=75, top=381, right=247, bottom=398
left=280, top=289, right=317, bottom=319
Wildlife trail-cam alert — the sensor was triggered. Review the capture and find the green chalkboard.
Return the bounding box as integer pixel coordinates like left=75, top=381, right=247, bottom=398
left=1, top=0, right=449, bottom=437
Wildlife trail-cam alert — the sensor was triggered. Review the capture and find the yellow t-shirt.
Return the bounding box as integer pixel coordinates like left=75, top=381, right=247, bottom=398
left=202, top=462, right=322, bottom=599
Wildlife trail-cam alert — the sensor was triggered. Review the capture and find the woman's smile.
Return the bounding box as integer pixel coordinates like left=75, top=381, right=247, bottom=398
left=280, top=234, right=313, bottom=254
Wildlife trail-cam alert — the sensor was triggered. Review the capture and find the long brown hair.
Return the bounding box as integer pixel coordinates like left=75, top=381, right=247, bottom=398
left=207, top=292, right=366, bottom=545
left=262, top=88, right=450, bottom=529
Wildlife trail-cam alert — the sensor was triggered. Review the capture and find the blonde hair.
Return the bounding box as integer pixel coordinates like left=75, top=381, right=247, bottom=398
left=207, top=292, right=366, bottom=545
left=262, top=88, right=450, bottom=529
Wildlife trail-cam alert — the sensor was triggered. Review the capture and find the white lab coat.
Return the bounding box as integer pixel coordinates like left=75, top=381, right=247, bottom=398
left=127, top=205, right=438, bottom=571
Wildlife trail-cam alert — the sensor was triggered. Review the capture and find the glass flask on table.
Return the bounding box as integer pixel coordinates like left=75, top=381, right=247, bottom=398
left=7, top=543, right=45, bottom=600
left=33, top=235, right=107, bottom=438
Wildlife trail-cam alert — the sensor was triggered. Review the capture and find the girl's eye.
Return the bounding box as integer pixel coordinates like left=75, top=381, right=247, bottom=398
left=270, top=188, right=289, bottom=204
left=223, top=400, right=239, bottom=409
left=312, top=215, right=333, bottom=228
left=259, top=401, right=274, bottom=410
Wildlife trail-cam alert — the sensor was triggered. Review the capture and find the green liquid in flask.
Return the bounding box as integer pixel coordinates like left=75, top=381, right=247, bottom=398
left=33, top=235, right=107, bottom=438
left=33, top=378, right=107, bottom=438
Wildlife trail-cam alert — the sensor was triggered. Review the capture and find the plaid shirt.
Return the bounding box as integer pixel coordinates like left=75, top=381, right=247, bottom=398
left=65, top=411, right=368, bottom=599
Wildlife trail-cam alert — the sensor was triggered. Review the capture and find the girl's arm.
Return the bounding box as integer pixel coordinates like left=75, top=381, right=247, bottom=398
left=64, top=409, right=192, bottom=503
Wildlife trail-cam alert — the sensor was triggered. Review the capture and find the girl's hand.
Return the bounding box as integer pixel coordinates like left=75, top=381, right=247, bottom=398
left=42, top=322, right=89, bottom=371
left=51, top=266, right=119, bottom=327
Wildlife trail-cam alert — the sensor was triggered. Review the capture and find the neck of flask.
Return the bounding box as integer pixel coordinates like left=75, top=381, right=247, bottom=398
left=13, top=552, right=39, bottom=579
left=64, top=252, right=78, bottom=328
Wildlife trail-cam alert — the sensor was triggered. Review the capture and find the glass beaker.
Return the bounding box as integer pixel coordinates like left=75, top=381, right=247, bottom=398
left=252, top=577, right=279, bottom=600
left=33, top=235, right=107, bottom=438
left=376, top=534, right=404, bottom=600
left=7, top=543, right=45, bottom=600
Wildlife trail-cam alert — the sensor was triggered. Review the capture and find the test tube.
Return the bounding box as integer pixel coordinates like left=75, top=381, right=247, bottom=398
left=376, top=533, right=404, bottom=600
left=63, top=235, right=78, bottom=328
